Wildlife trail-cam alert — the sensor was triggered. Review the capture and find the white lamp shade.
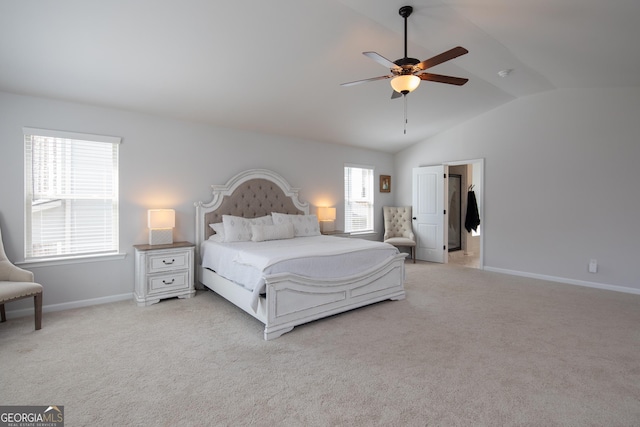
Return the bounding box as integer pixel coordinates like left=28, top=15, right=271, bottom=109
left=317, top=207, right=336, bottom=221
left=148, top=209, right=175, bottom=229
left=390, top=75, right=420, bottom=94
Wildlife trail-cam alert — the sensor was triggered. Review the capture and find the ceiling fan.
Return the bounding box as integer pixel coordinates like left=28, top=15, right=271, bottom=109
left=341, top=5, right=469, bottom=99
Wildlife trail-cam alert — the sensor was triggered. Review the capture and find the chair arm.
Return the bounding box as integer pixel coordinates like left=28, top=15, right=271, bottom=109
left=0, top=260, right=34, bottom=282
left=408, top=232, right=415, bottom=241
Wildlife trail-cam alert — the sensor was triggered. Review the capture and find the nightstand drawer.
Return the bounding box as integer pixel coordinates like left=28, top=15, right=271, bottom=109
left=148, top=271, right=190, bottom=293
left=147, top=250, right=190, bottom=273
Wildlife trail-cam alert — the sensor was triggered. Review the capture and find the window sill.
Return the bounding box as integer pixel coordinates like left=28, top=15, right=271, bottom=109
left=16, top=252, right=127, bottom=268
left=346, top=231, right=378, bottom=239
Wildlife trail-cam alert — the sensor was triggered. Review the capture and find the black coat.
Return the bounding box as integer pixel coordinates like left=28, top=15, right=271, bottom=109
left=465, top=191, right=480, bottom=232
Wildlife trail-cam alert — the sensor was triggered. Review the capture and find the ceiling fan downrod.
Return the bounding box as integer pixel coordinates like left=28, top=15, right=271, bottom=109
left=399, top=6, right=413, bottom=135
left=399, top=6, right=412, bottom=60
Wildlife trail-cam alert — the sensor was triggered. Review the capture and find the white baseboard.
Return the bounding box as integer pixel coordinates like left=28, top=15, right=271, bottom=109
left=484, top=266, right=640, bottom=295
left=4, top=293, right=133, bottom=320
left=5, top=269, right=638, bottom=320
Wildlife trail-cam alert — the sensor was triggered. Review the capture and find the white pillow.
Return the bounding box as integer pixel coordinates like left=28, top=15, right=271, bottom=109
left=222, top=215, right=273, bottom=242
left=208, top=233, right=224, bottom=243
left=209, top=223, right=225, bottom=241
left=271, top=212, right=320, bottom=237
left=251, top=223, right=295, bottom=242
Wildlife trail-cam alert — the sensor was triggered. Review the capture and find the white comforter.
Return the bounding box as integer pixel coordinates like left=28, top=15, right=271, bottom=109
left=201, top=235, right=399, bottom=310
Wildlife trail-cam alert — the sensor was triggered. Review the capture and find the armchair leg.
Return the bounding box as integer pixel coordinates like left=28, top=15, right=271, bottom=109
left=412, top=247, right=415, bottom=263
left=1, top=304, right=5, bottom=322
left=34, top=293, right=42, bottom=330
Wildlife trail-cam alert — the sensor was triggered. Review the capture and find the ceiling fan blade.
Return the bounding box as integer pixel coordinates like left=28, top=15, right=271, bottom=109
left=416, top=46, right=468, bottom=71
left=391, top=90, right=402, bottom=99
left=419, top=73, right=469, bottom=86
left=363, top=52, right=401, bottom=71
left=340, top=74, right=393, bottom=87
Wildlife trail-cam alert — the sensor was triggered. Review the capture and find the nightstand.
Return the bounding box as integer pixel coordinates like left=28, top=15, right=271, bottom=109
left=133, top=241, right=195, bottom=306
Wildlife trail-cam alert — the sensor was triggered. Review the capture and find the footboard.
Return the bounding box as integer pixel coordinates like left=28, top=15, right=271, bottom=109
left=262, top=253, right=407, bottom=340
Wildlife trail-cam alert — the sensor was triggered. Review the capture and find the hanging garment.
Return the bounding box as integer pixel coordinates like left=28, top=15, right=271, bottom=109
left=465, top=190, right=480, bottom=232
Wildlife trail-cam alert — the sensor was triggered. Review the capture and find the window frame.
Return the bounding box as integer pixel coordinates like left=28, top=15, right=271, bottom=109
left=23, top=127, right=122, bottom=264
left=344, top=163, right=375, bottom=234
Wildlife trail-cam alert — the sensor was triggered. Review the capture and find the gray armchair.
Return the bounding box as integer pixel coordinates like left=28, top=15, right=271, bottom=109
left=383, top=206, right=416, bottom=263
left=0, top=226, right=42, bottom=330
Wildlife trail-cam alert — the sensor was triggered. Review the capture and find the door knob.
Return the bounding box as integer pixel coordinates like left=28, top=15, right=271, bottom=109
left=412, top=217, right=417, bottom=220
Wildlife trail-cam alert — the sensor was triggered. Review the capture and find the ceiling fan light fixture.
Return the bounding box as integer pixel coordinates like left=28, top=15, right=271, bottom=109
left=390, top=74, right=420, bottom=95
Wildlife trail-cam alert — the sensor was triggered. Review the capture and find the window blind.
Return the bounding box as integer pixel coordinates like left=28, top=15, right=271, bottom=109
left=24, top=128, right=121, bottom=259
left=344, top=165, right=374, bottom=233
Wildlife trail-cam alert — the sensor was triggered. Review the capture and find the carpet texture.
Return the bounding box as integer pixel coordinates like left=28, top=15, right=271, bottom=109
left=1, top=262, right=639, bottom=426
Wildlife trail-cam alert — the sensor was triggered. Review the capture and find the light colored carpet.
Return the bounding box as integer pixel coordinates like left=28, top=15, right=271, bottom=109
left=448, top=251, right=480, bottom=269
left=1, top=262, right=639, bottom=426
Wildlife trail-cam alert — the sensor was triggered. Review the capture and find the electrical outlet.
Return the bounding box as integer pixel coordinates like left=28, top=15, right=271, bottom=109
left=588, top=259, right=598, bottom=273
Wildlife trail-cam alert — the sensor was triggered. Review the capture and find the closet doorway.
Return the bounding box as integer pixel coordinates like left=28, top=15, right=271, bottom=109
left=447, top=160, right=483, bottom=269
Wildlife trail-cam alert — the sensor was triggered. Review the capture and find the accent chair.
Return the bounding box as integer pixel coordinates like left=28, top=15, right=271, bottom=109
left=0, top=226, right=43, bottom=330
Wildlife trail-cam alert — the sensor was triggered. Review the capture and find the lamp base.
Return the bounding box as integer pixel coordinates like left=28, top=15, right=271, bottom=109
left=149, top=229, right=173, bottom=245
left=320, top=221, right=335, bottom=233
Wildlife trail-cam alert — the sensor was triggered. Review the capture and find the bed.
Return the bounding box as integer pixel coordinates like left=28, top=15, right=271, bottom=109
left=194, top=169, right=407, bottom=340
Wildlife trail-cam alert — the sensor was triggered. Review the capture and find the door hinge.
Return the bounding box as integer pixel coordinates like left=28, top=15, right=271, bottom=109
left=444, top=173, right=447, bottom=178
left=443, top=245, right=446, bottom=250
left=444, top=209, right=446, bottom=215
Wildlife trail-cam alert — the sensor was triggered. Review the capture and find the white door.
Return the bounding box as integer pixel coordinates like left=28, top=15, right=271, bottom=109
left=412, top=165, right=448, bottom=263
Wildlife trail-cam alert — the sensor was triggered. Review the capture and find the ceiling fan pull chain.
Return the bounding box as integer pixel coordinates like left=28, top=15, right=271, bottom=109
left=404, top=95, right=408, bottom=134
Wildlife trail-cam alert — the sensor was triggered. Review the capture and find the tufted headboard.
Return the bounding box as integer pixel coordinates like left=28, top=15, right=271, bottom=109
left=194, top=169, right=308, bottom=280
left=202, top=178, right=305, bottom=240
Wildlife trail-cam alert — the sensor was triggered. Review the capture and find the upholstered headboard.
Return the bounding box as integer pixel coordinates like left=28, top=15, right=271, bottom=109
left=202, top=178, right=305, bottom=240
left=194, top=169, right=308, bottom=277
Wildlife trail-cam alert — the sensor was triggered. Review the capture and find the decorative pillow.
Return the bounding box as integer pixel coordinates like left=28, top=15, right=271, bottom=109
left=208, top=233, right=224, bottom=243
left=222, top=215, right=273, bottom=242
left=251, top=223, right=295, bottom=242
left=209, top=223, right=225, bottom=241
left=271, top=212, right=320, bottom=237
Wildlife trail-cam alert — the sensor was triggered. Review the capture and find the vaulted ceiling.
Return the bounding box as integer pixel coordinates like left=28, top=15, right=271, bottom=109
left=1, top=1, right=638, bottom=153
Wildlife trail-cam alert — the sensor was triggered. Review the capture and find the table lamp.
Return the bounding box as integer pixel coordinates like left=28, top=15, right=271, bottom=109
left=148, top=209, right=175, bottom=245
left=317, top=207, right=336, bottom=233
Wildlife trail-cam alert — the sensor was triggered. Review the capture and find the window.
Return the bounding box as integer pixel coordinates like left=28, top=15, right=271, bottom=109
left=344, top=165, right=374, bottom=233
left=24, top=128, right=120, bottom=260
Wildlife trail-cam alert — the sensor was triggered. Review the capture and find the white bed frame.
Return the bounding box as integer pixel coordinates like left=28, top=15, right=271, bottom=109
left=195, top=169, right=406, bottom=340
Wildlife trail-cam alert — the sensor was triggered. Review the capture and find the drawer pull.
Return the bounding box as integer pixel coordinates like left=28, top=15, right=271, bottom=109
left=162, top=259, right=175, bottom=265
left=163, top=279, right=175, bottom=285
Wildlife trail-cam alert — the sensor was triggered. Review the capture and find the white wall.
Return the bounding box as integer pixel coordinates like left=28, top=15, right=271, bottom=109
left=395, top=87, right=640, bottom=292
left=0, top=91, right=395, bottom=312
